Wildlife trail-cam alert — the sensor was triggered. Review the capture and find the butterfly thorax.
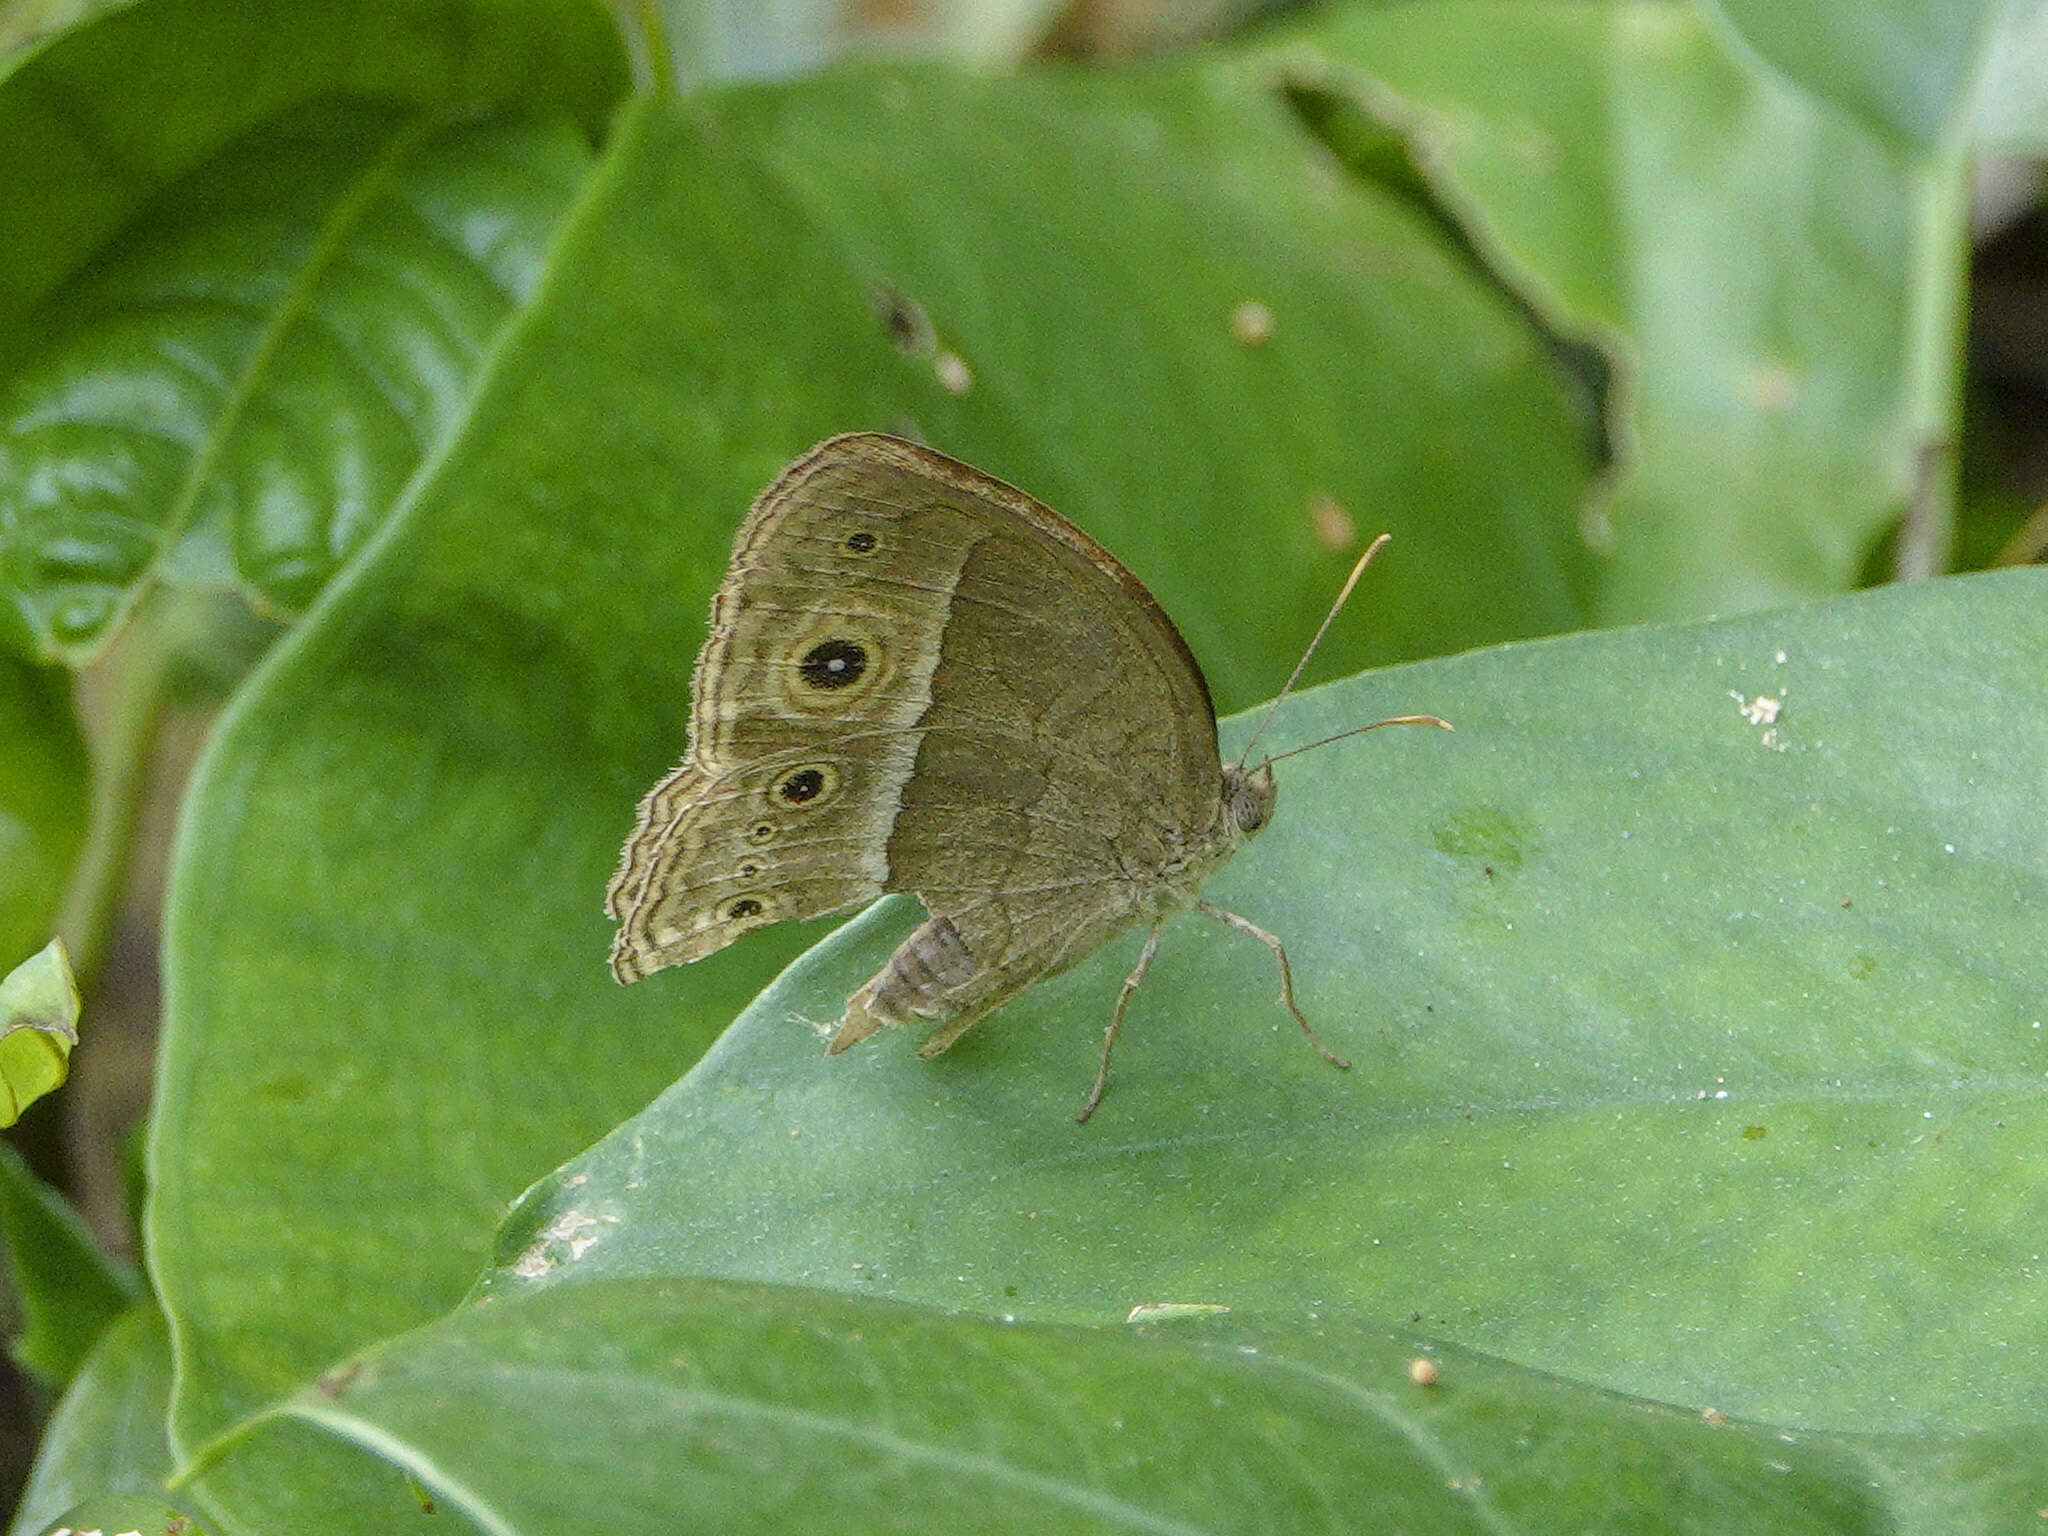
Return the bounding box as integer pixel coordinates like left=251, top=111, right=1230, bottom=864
left=1138, top=759, right=1277, bottom=920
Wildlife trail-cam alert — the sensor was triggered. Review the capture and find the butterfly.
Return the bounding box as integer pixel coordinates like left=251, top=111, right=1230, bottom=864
left=606, top=434, right=1446, bottom=1119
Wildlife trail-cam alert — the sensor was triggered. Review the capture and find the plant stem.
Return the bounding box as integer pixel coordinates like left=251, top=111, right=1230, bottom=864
left=55, top=596, right=175, bottom=983
left=617, top=0, right=679, bottom=94
left=1893, top=142, right=1971, bottom=583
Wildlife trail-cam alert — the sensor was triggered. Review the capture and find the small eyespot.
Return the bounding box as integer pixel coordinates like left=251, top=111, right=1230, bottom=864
left=779, top=768, right=826, bottom=803
left=798, top=639, right=867, bottom=690
left=739, top=863, right=760, bottom=877
left=846, top=531, right=878, bottom=554
left=747, top=823, right=776, bottom=845
left=725, top=897, right=764, bottom=920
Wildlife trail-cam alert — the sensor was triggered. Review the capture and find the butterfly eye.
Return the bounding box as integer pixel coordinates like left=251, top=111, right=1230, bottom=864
left=1226, top=767, right=1276, bottom=835
left=845, top=531, right=878, bottom=554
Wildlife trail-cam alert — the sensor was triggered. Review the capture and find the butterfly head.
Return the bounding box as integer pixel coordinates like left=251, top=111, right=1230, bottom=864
left=1222, top=760, right=1278, bottom=839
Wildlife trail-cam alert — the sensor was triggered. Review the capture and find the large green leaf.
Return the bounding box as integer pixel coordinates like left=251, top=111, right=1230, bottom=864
left=269, top=1277, right=1911, bottom=1534
left=658, top=59, right=1598, bottom=703
left=0, top=0, right=626, bottom=349
left=453, top=569, right=2047, bottom=1523
left=0, top=102, right=598, bottom=660
left=8, top=1274, right=459, bottom=1534
left=147, top=57, right=1594, bottom=1493
left=1275, top=3, right=1920, bottom=620
left=144, top=568, right=2046, bottom=1531
left=0, top=0, right=622, bottom=663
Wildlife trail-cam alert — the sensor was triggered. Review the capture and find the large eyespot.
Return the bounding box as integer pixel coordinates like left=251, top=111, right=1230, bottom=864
left=798, top=638, right=867, bottom=691
left=773, top=762, right=840, bottom=807
left=724, top=897, right=765, bottom=921
left=845, top=531, right=878, bottom=554
left=779, top=619, right=886, bottom=713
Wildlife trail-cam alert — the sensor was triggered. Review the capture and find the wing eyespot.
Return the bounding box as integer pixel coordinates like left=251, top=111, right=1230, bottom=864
left=798, top=639, right=867, bottom=691
left=776, top=618, right=887, bottom=713
left=773, top=762, right=840, bottom=807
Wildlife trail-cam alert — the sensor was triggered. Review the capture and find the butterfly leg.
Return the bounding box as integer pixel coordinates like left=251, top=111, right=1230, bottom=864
left=1077, top=922, right=1164, bottom=1124
left=1196, top=902, right=1350, bottom=1071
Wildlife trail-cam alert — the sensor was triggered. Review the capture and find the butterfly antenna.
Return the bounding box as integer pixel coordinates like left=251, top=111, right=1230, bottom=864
left=1233, top=532, right=1391, bottom=769
left=1260, top=713, right=1453, bottom=767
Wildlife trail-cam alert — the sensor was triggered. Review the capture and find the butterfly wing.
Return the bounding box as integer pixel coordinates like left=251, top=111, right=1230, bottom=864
left=841, top=439, right=1232, bottom=1048
left=608, top=438, right=972, bottom=977
left=607, top=434, right=1228, bottom=1013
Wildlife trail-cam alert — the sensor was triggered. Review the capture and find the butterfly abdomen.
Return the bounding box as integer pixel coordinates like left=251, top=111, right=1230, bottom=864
left=826, top=912, right=979, bottom=1056
left=869, top=914, right=977, bottom=1020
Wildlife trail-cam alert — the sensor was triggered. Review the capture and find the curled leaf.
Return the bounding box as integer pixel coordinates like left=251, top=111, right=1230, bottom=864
left=0, top=937, right=79, bottom=1125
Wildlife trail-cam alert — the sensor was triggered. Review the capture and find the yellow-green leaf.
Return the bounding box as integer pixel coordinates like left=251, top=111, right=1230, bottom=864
left=0, top=938, right=77, bottom=1125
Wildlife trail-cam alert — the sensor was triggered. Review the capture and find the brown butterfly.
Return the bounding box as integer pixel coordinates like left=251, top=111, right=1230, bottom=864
left=606, top=434, right=1446, bottom=1119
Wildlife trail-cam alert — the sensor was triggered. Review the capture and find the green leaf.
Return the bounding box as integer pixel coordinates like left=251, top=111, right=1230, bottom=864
left=0, top=1139, right=141, bottom=1389
left=9, top=1306, right=179, bottom=1536
left=0, top=654, right=86, bottom=968
left=0, top=937, right=79, bottom=1124
left=1703, top=0, right=2034, bottom=151
left=0, top=0, right=627, bottom=349
left=148, top=62, right=1596, bottom=1474
left=468, top=569, right=2045, bottom=1523
left=1276, top=3, right=1921, bottom=620
left=0, top=100, right=598, bottom=661
left=272, top=1276, right=1908, bottom=1535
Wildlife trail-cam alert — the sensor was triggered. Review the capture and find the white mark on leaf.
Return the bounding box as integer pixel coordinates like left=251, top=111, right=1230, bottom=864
left=510, top=1207, right=617, bottom=1278
left=1730, top=689, right=1789, bottom=750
